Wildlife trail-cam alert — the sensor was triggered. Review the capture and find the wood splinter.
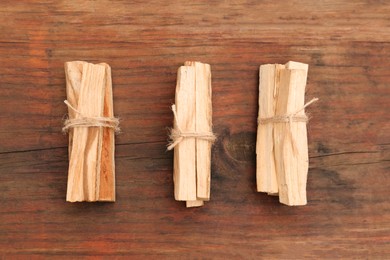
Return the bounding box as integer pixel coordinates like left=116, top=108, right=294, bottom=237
left=63, top=61, right=118, bottom=202
left=168, top=61, right=215, bottom=208
left=256, top=61, right=317, bottom=206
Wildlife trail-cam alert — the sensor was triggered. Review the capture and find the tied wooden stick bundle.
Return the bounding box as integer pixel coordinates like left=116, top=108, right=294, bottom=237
left=63, top=61, right=119, bottom=202
left=168, top=61, right=215, bottom=208
left=256, top=61, right=318, bottom=206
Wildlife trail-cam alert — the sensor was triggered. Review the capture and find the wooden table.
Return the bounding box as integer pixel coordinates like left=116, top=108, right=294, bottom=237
left=1, top=1, right=389, bottom=258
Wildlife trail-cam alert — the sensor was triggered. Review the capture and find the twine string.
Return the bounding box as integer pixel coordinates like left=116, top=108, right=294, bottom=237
left=258, top=98, right=318, bottom=125
left=167, top=104, right=216, bottom=151
left=62, top=100, right=120, bottom=133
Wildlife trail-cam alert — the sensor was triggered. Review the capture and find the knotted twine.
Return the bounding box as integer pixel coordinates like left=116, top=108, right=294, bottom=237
left=167, top=104, right=216, bottom=151
left=258, top=97, right=318, bottom=154
left=62, top=100, right=120, bottom=133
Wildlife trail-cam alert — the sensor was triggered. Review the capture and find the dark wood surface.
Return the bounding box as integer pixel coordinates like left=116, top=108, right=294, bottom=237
left=1, top=1, right=389, bottom=258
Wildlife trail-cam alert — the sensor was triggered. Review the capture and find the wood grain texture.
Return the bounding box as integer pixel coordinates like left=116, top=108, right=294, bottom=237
left=0, top=0, right=389, bottom=258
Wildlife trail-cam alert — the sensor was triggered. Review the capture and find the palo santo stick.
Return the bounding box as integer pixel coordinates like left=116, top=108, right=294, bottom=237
left=64, top=61, right=117, bottom=202
left=274, top=64, right=309, bottom=206
left=169, top=61, right=215, bottom=207
left=256, top=64, right=284, bottom=194
left=173, top=65, right=197, bottom=201
left=98, top=64, right=116, bottom=201
left=186, top=61, right=212, bottom=201
left=186, top=200, right=204, bottom=208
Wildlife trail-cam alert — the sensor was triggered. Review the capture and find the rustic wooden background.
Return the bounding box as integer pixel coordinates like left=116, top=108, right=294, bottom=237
left=1, top=0, right=389, bottom=258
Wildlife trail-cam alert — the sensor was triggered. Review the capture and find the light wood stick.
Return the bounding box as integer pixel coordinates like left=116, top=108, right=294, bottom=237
left=186, top=200, right=204, bottom=208
left=173, top=65, right=197, bottom=201
left=256, top=64, right=284, bottom=194
left=65, top=61, right=116, bottom=202
left=274, top=63, right=309, bottom=206
left=188, top=61, right=212, bottom=201
left=98, top=64, right=116, bottom=201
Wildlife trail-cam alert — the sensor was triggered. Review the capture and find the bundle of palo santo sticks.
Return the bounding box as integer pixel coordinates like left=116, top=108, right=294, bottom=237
left=256, top=61, right=317, bottom=206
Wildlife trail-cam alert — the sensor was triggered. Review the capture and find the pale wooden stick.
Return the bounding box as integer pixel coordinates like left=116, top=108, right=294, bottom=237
left=274, top=63, right=309, bottom=206
left=256, top=64, right=284, bottom=194
left=65, top=61, right=116, bottom=202
left=173, top=65, right=197, bottom=201
left=187, top=61, right=212, bottom=201
left=186, top=200, right=204, bottom=208
left=98, top=64, right=115, bottom=201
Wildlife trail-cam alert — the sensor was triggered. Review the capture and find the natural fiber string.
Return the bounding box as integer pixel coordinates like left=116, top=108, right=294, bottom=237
left=62, top=100, right=120, bottom=133
left=167, top=104, right=216, bottom=151
left=258, top=97, right=318, bottom=154
left=258, top=98, right=318, bottom=125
